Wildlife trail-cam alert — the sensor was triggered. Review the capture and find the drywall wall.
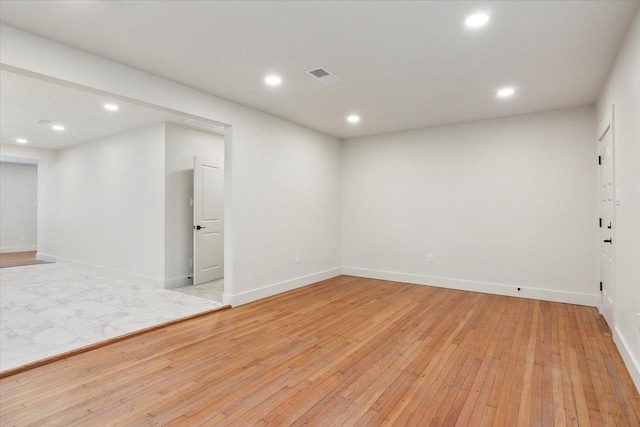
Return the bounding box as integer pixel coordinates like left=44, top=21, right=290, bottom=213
left=597, top=9, right=640, bottom=390
left=343, top=106, right=598, bottom=306
left=164, top=123, right=224, bottom=288
left=37, top=123, right=166, bottom=283
left=0, top=24, right=342, bottom=304
left=0, top=162, right=38, bottom=252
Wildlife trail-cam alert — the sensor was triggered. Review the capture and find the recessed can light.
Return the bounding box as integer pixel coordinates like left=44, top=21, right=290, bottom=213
left=465, top=13, right=490, bottom=28
left=16, top=138, right=28, bottom=144
left=51, top=124, right=65, bottom=131
left=497, top=87, right=516, bottom=98
left=347, top=114, right=360, bottom=124
left=265, top=75, right=282, bottom=86
left=103, top=103, right=119, bottom=111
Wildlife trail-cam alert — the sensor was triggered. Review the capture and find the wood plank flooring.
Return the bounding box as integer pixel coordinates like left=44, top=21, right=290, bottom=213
left=0, top=251, right=52, bottom=268
left=1, top=276, right=638, bottom=426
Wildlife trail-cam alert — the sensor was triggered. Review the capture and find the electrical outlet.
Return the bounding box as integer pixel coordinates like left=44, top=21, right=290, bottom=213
left=296, top=254, right=301, bottom=264
left=19, top=235, right=25, bottom=242
left=427, top=253, right=434, bottom=263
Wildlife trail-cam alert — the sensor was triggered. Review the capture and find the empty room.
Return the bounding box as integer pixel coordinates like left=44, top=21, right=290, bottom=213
left=0, top=1, right=639, bottom=425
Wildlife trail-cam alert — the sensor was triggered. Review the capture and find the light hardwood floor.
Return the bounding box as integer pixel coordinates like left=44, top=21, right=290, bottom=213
left=0, top=251, right=51, bottom=268
left=1, top=276, right=638, bottom=426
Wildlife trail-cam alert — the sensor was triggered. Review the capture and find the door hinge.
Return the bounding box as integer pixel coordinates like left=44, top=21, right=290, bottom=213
left=599, top=218, right=602, bottom=228
left=598, top=155, right=602, bottom=165
left=600, top=281, right=603, bottom=291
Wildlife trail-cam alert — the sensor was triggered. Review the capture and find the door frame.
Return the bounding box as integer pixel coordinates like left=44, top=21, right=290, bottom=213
left=598, top=105, right=616, bottom=325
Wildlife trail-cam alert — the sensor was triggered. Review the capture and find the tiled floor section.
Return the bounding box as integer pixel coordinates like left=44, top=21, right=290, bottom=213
left=0, top=263, right=223, bottom=371
left=174, top=278, right=224, bottom=302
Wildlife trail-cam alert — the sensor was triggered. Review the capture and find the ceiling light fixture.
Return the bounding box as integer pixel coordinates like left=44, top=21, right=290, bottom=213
left=103, top=103, right=119, bottom=111
left=465, top=13, right=490, bottom=29
left=347, top=114, right=360, bottom=124
left=497, top=87, right=516, bottom=98
left=51, top=124, right=65, bottom=131
left=265, top=75, right=282, bottom=86
left=16, top=138, right=28, bottom=144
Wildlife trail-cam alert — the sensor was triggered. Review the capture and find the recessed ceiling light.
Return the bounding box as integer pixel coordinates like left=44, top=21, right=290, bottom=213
left=347, top=114, right=360, bottom=124
left=465, top=13, right=490, bottom=29
left=51, top=124, right=65, bottom=131
left=16, top=138, right=28, bottom=144
left=497, top=87, right=516, bottom=98
left=103, top=103, right=119, bottom=111
left=265, top=75, right=282, bottom=86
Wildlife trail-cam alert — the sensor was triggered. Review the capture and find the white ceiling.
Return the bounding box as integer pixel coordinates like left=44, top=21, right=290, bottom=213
left=0, top=1, right=637, bottom=139
left=0, top=70, right=222, bottom=150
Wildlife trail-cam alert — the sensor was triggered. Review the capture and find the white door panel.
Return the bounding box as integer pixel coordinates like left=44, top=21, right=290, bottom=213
left=599, top=123, right=614, bottom=327
left=194, top=157, right=224, bottom=285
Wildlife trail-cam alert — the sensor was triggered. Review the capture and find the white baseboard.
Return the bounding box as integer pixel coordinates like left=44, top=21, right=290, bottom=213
left=222, top=292, right=234, bottom=306
left=36, top=253, right=56, bottom=262
left=1, top=245, right=37, bottom=253
left=613, top=326, right=640, bottom=393
left=35, top=253, right=164, bottom=288
left=225, top=267, right=342, bottom=306
left=342, top=267, right=599, bottom=307
left=164, top=276, right=192, bottom=289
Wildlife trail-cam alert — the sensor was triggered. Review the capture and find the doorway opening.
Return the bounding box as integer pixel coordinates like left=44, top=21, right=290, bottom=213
left=163, top=122, right=226, bottom=303
left=0, top=67, right=233, bottom=371
left=0, top=159, right=49, bottom=268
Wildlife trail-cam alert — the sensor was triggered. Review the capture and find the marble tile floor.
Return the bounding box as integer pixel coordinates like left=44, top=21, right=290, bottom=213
left=0, top=263, right=223, bottom=372
left=174, top=278, right=224, bottom=302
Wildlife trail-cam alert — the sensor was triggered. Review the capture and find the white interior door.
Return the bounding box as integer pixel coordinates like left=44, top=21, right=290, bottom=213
left=193, top=156, right=224, bottom=285
left=599, top=124, right=615, bottom=326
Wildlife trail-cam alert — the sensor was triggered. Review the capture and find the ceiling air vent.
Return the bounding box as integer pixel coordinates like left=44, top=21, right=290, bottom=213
left=306, top=68, right=342, bottom=85
left=34, top=119, right=53, bottom=126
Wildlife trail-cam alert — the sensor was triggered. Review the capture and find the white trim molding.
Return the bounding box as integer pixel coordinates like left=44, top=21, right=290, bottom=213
left=164, top=276, right=192, bottom=289
left=35, top=253, right=164, bottom=288
left=1, top=245, right=38, bottom=254
left=342, top=267, right=599, bottom=307
left=224, top=268, right=342, bottom=306
left=613, top=326, right=640, bottom=392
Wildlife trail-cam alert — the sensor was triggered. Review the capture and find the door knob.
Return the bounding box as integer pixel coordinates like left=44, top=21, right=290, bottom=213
left=603, top=238, right=612, bottom=244
left=194, top=225, right=206, bottom=230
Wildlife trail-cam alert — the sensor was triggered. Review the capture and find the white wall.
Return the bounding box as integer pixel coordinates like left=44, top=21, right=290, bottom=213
left=38, top=123, right=166, bottom=283
left=231, top=112, right=342, bottom=303
left=343, top=107, right=598, bottom=306
left=0, top=162, right=38, bottom=252
left=597, top=9, right=640, bottom=389
left=0, top=24, right=343, bottom=305
left=164, top=123, right=224, bottom=288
